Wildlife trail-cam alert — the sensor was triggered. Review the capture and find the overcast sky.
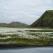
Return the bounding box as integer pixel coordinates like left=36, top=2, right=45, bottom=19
left=0, top=0, right=53, bottom=25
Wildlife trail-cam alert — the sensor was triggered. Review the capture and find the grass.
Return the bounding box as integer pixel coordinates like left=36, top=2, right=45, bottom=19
left=0, top=29, right=53, bottom=46
left=0, top=35, right=52, bottom=46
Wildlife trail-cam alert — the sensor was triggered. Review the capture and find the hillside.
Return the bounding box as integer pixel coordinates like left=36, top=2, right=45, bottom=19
left=31, top=10, right=53, bottom=28
left=0, top=22, right=29, bottom=28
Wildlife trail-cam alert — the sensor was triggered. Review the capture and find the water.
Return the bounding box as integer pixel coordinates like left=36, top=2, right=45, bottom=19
left=0, top=47, right=53, bottom=53
left=0, top=28, right=53, bottom=53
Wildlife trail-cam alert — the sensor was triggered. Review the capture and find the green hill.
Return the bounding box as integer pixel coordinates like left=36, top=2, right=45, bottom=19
left=31, top=10, right=53, bottom=28
left=0, top=22, right=29, bottom=28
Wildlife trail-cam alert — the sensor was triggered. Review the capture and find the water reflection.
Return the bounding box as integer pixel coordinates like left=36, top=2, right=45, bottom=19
left=0, top=47, right=53, bottom=53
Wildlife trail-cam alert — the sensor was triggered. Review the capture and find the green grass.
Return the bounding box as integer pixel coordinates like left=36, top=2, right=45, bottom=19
left=0, top=36, right=51, bottom=46
left=27, top=30, right=53, bottom=32
left=0, top=31, right=53, bottom=46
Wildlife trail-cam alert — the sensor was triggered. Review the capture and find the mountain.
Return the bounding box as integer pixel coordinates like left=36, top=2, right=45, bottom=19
left=31, top=10, right=53, bottom=28
left=0, top=22, right=29, bottom=28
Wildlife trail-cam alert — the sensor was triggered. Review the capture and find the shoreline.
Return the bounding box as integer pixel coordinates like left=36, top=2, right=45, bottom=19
left=0, top=44, right=53, bottom=49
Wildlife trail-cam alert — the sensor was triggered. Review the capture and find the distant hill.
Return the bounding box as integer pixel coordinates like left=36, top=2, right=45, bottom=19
left=31, top=10, right=53, bottom=28
left=0, top=22, right=30, bottom=28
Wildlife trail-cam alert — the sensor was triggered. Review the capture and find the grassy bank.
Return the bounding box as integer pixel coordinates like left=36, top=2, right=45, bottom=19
left=0, top=34, right=53, bottom=46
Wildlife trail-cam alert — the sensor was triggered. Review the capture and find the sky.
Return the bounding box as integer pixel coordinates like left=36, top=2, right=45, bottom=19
left=0, top=0, right=53, bottom=25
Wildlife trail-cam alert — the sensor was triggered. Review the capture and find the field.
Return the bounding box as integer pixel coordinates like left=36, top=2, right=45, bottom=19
left=0, top=27, right=53, bottom=46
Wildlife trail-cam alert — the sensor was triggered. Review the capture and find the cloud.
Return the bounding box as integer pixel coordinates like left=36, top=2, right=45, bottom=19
left=0, top=0, right=53, bottom=24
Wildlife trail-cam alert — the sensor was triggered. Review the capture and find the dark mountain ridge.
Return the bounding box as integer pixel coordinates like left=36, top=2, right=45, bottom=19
left=0, top=22, right=29, bottom=28
left=31, top=10, right=53, bottom=28
left=0, top=10, right=53, bottom=28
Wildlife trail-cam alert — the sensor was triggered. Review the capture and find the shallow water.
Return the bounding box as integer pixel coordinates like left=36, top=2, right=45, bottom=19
left=0, top=47, right=53, bottom=53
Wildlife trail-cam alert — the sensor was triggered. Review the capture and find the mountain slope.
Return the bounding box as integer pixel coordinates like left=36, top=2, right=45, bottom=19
left=31, top=10, right=53, bottom=28
left=0, top=22, right=29, bottom=28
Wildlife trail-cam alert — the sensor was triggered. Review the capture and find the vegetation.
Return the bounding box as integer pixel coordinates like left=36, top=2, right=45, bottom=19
left=0, top=22, right=30, bottom=28
left=31, top=10, right=53, bottom=28
left=0, top=10, right=53, bottom=47
left=0, top=31, right=53, bottom=46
